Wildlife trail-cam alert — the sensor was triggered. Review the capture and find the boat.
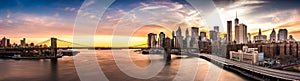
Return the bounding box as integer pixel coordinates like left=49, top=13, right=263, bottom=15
left=12, top=54, right=21, bottom=59
left=58, top=49, right=80, bottom=56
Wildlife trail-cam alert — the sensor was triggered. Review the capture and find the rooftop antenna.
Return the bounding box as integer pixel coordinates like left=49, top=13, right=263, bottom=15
left=236, top=11, right=237, bottom=18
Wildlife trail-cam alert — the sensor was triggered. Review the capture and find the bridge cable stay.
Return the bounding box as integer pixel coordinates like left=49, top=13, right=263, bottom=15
left=129, top=43, right=147, bottom=47
left=36, top=39, right=51, bottom=45
left=35, top=38, right=89, bottom=47
left=56, top=39, right=89, bottom=47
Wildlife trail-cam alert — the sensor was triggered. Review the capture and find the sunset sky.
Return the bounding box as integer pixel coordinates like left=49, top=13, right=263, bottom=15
left=0, top=0, right=300, bottom=47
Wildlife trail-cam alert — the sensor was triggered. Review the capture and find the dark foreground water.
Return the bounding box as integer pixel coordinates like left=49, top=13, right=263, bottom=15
left=0, top=49, right=249, bottom=81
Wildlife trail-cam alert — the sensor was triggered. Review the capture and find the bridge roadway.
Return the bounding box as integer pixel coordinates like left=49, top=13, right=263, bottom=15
left=193, top=53, right=300, bottom=80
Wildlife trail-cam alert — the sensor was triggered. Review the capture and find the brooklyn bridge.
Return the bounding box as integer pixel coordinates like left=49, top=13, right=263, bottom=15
left=0, top=37, right=148, bottom=59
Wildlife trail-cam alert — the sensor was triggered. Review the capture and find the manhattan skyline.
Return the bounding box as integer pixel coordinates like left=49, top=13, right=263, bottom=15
left=0, top=0, right=300, bottom=47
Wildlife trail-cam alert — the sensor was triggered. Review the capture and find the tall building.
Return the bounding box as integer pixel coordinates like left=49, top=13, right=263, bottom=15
left=175, top=26, right=183, bottom=48
left=234, top=12, right=240, bottom=43
left=171, top=31, right=175, bottom=48
left=214, top=26, right=219, bottom=33
left=233, top=12, right=248, bottom=44
left=247, top=33, right=251, bottom=42
left=214, top=26, right=220, bottom=40
left=7, top=39, right=10, bottom=47
left=210, top=30, right=217, bottom=40
left=235, top=24, right=248, bottom=44
left=176, top=26, right=182, bottom=37
left=227, top=21, right=232, bottom=43
left=158, top=32, right=165, bottom=47
left=1, top=37, right=7, bottom=47
left=191, top=27, right=199, bottom=48
left=200, top=32, right=207, bottom=40
left=191, top=27, right=199, bottom=38
left=278, top=29, right=288, bottom=42
left=147, top=33, right=157, bottom=48
left=254, top=28, right=267, bottom=42
left=270, top=28, right=276, bottom=42
left=185, top=28, right=191, bottom=48
left=20, top=38, right=26, bottom=47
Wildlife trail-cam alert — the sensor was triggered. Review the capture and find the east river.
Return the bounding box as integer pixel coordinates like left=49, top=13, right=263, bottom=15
left=0, top=49, right=249, bottom=81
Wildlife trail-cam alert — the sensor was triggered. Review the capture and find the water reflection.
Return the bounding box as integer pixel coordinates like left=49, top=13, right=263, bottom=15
left=0, top=49, right=248, bottom=81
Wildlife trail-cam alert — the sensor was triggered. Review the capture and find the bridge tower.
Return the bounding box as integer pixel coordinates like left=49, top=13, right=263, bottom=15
left=50, top=38, right=57, bottom=57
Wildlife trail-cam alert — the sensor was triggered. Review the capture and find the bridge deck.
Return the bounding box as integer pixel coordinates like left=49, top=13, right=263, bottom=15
left=194, top=53, right=300, bottom=80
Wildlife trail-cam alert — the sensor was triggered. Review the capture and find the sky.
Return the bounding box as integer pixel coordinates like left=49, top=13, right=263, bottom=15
left=0, top=0, right=300, bottom=47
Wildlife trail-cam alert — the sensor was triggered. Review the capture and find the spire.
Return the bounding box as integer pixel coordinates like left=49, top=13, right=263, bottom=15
left=234, top=11, right=239, bottom=25
left=186, top=28, right=189, bottom=37
left=172, top=31, right=175, bottom=36
left=176, top=25, right=182, bottom=37
left=236, top=11, right=237, bottom=18
left=178, top=25, right=181, bottom=31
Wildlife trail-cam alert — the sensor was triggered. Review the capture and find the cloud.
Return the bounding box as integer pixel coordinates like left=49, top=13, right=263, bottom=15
left=140, top=2, right=149, bottom=7
left=6, top=13, right=11, bottom=19
left=139, top=5, right=168, bottom=11
left=64, top=7, right=76, bottom=12
left=54, top=12, right=59, bottom=17
left=83, top=0, right=95, bottom=7
left=97, top=1, right=208, bottom=37
left=7, top=20, right=13, bottom=24
left=0, top=14, right=74, bottom=38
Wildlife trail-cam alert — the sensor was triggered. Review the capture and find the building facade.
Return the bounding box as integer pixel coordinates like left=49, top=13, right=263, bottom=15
left=278, top=29, right=288, bottom=42
left=191, top=27, right=199, bottom=48
left=270, top=28, right=276, bottom=42
left=227, top=21, right=232, bottom=43
left=236, top=24, right=248, bottom=44
left=147, top=33, right=157, bottom=48
left=158, top=32, right=165, bottom=47
left=254, top=28, right=267, bottom=42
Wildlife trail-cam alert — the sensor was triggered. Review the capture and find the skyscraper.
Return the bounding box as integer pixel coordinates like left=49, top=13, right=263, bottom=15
left=6, top=39, right=10, bottom=47
left=191, top=27, right=199, bottom=48
left=175, top=26, right=183, bottom=48
left=278, top=29, right=288, bottom=42
left=185, top=28, right=191, bottom=48
left=214, top=26, right=219, bottom=33
left=227, top=21, right=232, bottom=43
left=1, top=37, right=7, bottom=47
left=214, top=26, right=220, bottom=40
left=210, top=30, right=217, bottom=40
left=191, top=27, right=199, bottom=38
left=171, top=31, right=175, bottom=48
left=234, top=12, right=240, bottom=43
left=254, top=28, right=267, bottom=42
left=236, top=24, right=248, bottom=44
left=158, top=32, right=165, bottom=47
left=20, top=38, right=26, bottom=47
left=200, top=32, right=207, bottom=40
left=148, top=33, right=157, bottom=48
left=270, top=28, right=276, bottom=42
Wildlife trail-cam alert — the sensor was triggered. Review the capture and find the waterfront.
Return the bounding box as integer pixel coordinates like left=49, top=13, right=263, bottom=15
left=0, top=49, right=248, bottom=81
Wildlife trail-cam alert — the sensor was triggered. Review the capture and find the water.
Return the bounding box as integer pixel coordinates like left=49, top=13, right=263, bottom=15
left=0, top=49, right=249, bottom=81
